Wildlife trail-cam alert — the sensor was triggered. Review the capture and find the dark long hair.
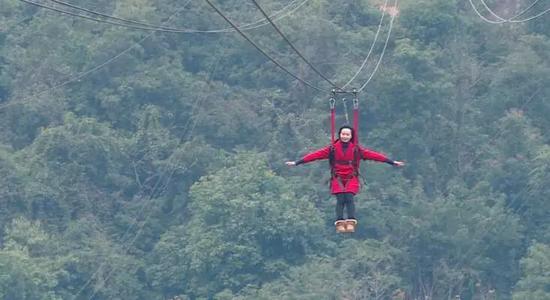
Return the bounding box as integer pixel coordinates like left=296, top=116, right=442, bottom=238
left=337, top=125, right=354, bottom=143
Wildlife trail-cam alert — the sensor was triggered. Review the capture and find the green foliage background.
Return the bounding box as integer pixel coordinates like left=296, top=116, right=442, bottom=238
left=1, top=0, right=549, bottom=299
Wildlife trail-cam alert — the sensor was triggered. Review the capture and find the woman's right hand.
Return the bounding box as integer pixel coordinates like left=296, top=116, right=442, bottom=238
left=285, top=161, right=296, bottom=166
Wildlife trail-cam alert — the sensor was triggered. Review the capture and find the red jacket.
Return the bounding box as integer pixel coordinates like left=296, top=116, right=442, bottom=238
left=299, top=140, right=391, bottom=194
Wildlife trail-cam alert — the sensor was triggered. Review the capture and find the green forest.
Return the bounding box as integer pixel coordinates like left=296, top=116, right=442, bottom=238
left=1, top=0, right=549, bottom=299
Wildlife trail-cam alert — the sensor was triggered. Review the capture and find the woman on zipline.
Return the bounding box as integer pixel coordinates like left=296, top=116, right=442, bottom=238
left=286, top=125, right=404, bottom=233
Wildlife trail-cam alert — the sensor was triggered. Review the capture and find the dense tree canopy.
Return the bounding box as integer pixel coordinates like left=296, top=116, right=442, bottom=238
left=1, top=0, right=549, bottom=298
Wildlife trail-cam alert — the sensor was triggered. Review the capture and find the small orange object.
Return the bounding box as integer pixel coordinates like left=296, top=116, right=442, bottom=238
left=345, top=219, right=358, bottom=233
left=335, top=220, right=347, bottom=233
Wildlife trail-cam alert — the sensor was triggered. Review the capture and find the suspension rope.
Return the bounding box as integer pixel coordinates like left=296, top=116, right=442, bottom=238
left=469, top=0, right=550, bottom=24
left=85, top=44, right=225, bottom=300
left=341, top=0, right=390, bottom=90
left=479, top=0, right=549, bottom=23
left=18, top=0, right=395, bottom=94
left=330, top=94, right=336, bottom=145
left=330, top=88, right=359, bottom=144
left=18, top=0, right=185, bottom=32
left=479, top=0, right=514, bottom=21
left=204, top=0, right=328, bottom=92
left=71, top=3, right=194, bottom=298
left=250, top=0, right=346, bottom=92
left=342, top=97, right=350, bottom=124
left=352, top=90, right=359, bottom=144
left=512, top=6, right=550, bottom=22
left=357, top=0, right=398, bottom=93
left=45, top=0, right=311, bottom=33
left=19, top=0, right=308, bottom=33
left=1, top=1, right=196, bottom=112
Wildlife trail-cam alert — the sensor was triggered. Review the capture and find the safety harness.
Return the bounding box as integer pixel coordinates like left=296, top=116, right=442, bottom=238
left=328, top=89, right=362, bottom=184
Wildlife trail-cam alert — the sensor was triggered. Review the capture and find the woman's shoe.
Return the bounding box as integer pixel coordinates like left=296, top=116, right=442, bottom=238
left=334, top=220, right=347, bottom=233
left=345, top=219, right=357, bottom=233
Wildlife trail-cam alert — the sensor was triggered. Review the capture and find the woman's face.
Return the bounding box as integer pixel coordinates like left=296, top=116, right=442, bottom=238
left=340, top=128, right=352, bottom=142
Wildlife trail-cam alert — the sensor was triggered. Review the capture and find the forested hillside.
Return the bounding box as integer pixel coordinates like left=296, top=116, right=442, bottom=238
left=1, top=0, right=549, bottom=299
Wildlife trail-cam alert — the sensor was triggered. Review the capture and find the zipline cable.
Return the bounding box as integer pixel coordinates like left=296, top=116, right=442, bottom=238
left=478, top=0, right=542, bottom=22
left=45, top=0, right=311, bottom=33
left=250, top=0, right=398, bottom=94
left=469, top=0, right=550, bottom=23
left=341, top=0, right=390, bottom=90
left=20, top=0, right=309, bottom=33
left=0, top=16, right=34, bottom=33
left=70, top=2, right=192, bottom=296
left=18, top=0, right=393, bottom=94
left=0, top=15, right=166, bottom=111
left=250, top=0, right=345, bottom=91
left=2, top=0, right=309, bottom=110
left=204, top=0, right=328, bottom=93
left=18, top=0, right=185, bottom=32
left=84, top=54, right=223, bottom=300
left=357, top=0, right=398, bottom=93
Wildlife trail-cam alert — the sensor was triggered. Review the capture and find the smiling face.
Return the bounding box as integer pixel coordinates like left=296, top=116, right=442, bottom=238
left=339, top=128, right=352, bottom=143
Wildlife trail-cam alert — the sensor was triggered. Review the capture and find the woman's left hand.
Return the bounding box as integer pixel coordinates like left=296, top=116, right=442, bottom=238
left=393, top=161, right=405, bottom=167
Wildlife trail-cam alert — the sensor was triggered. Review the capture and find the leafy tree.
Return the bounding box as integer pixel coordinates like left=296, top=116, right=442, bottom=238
left=513, top=243, right=550, bottom=300
left=0, top=218, right=70, bottom=299
left=0, top=146, right=25, bottom=236
left=148, top=151, right=324, bottom=298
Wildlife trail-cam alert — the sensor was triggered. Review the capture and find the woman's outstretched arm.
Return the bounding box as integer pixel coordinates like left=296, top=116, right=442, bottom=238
left=286, top=145, right=331, bottom=166
left=361, top=147, right=405, bottom=167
